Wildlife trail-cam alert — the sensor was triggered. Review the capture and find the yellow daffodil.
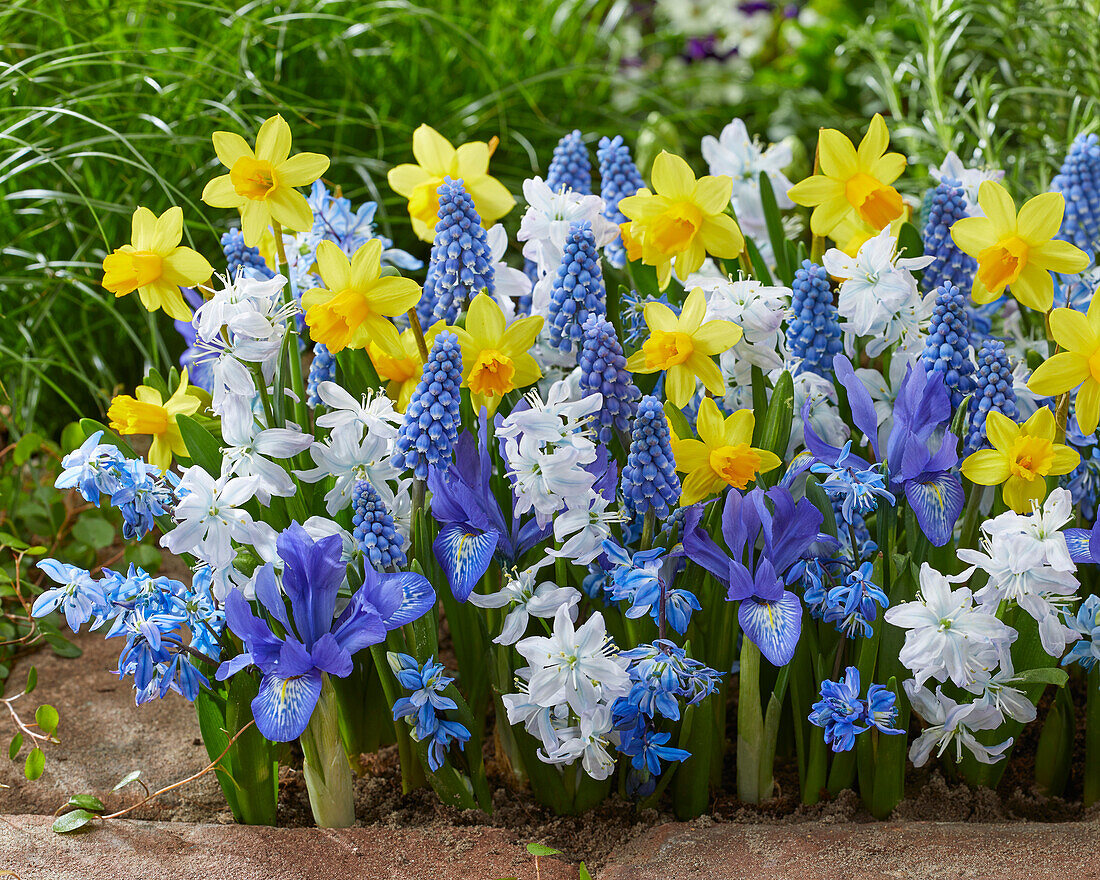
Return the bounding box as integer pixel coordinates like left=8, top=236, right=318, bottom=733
left=101, top=207, right=212, bottom=322
left=672, top=398, right=781, bottom=505
left=950, top=181, right=1089, bottom=312
left=368, top=322, right=447, bottom=412
left=387, top=125, right=515, bottom=241
left=449, top=293, right=543, bottom=415
left=201, top=114, right=330, bottom=246
left=960, top=408, right=1078, bottom=513
left=1027, top=288, right=1100, bottom=434
left=302, top=239, right=421, bottom=357
left=831, top=204, right=912, bottom=258
left=787, top=114, right=906, bottom=240
left=625, top=287, right=742, bottom=409
left=617, top=152, right=744, bottom=291
left=107, top=370, right=202, bottom=473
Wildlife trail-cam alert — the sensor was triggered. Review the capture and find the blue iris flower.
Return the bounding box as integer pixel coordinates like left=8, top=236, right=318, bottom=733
left=216, top=523, right=435, bottom=742
left=427, top=416, right=550, bottom=601
left=683, top=487, right=827, bottom=665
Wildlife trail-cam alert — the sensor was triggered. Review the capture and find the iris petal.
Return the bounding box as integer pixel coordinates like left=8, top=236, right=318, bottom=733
left=738, top=592, right=802, bottom=666
left=252, top=668, right=323, bottom=742
left=434, top=524, right=500, bottom=601
left=905, top=472, right=964, bottom=547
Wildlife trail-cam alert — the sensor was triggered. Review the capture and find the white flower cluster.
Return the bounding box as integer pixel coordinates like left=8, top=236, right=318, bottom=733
left=504, top=605, right=631, bottom=779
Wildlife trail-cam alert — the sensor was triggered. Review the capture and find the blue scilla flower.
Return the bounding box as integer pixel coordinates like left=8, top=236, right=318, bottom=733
left=965, top=338, right=1018, bottom=454
left=352, top=479, right=407, bottom=570
left=1063, top=595, right=1100, bottom=671
left=32, top=559, right=109, bottom=631
left=606, top=541, right=699, bottom=636
left=865, top=683, right=902, bottom=734
left=810, top=442, right=895, bottom=524
left=548, top=222, right=607, bottom=353
left=389, top=652, right=471, bottom=772
left=393, top=331, right=463, bottom=479
left=614, top=640, right=721, bottom=727
left=597, top=135, right=646, bottom=268
left=546, top=129, right=591, bottom=195
left=822, top=560, right=889, bottom=638
left=621, top=395, right=681, bottom=520
left=579, top=313, right=639, bottom=442
left=921, top=182, right=976, bottom=294
left=620, top=290, right=674, bottom=347
left=306, top=342, right=336, bottom=407
left=1053, top=133, right=1100, bottom=252
left=920, top=283, right=975, bottom=413
left=619, top=723, right=691, bottom=778
left=809, top=667, right=867, bottom=752
left=221, top=228, right=275, bottom=280
left=1063, top=446, right=1100, bottom=521
left=787, top=260, right=842, bottom=376
left=420, top=178, right=495, bottom=324
left=306, top=181, right=422, bottom=272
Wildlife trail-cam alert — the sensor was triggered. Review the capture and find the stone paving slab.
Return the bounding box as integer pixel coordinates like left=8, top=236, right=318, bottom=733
left=0, top=813, right=575, bottom=880
left=600, top=818, right=1100, bottom=880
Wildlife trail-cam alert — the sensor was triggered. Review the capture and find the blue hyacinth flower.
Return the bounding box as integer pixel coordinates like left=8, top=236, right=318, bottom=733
left=579, top=313, right=640, bottom=443
left=621, top=395, right=681, bottom=520
left=420, top=178, right=495, bottom=325
left=787, top=261, right=842, bottom=376
left=920, top=182, right=976, bottom=294
left=597, top=135, right=646, bottom=268
left=1052, top=133, right=1100, bottom=252
left=548, top=221, right=607, bottom=353
left=546, top=129, right=592, bottom=195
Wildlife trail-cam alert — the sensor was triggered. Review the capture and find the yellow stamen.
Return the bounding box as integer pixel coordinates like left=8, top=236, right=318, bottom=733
left=1008, top=434, right=1054, bottom=481
left=643, top=330, right=695, bottom=370
left=649, top=203, right=702, bottom=253
left=709, top=444, right=763, bottom=490
left=230, top=156, right=279, bottom=200
left=305, top=289, right=372, bottom=354
left=977, top=236, right=1029, bottom=292
left=468, top=349, right=516, bottom=397
left=845, top=173, right=903, bottom=229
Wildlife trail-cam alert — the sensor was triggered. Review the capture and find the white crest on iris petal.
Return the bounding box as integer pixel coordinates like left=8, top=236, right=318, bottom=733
left=433, top=524, right=500, bottom=602
left=737, top=592, right=802, bottom=666
left=253, top=668, right=323, bottom=742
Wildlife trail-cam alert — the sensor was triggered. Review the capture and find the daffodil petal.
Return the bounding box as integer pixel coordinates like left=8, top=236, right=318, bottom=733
left=412, top=124, right=456, bottom=174
left=983, top=410, right=1018, bottom=452
left=278, top=152, right=330, bottom=188
left=1030, top=238, right=1091, bottom=275
left=949, top=216, right=995, bottom=256
left=315, top=240, right=352, bottom=291
left=698, top=214, right=744, bottom=259
left=650, top=152, right=696, bottom=200
left=254, top=114, right=292, bottom=166
left=151, top=206, right=183, bottom=254
left=817, top=128, right=858, bottom=180
left=1016, top=192, right=1065, bottom=244
left=1027, top=352, right=1089, bottom=396
left=961, top=449, right=1010, bottom=485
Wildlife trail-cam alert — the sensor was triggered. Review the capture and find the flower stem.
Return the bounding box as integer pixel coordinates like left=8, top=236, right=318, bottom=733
left=271, top=220, right=308, bottom=431
left=736, top=637, right=765, bottom=803
left=299, top=674, right=355, bottom=827
left=407, top=308, right=430, bottom=362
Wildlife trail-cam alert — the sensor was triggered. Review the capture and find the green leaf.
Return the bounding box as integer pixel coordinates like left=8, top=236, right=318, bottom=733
left=71, top=517, right=115, bottom=550
left=13, top=432, right=43, bottom=466
left=663, top=401, right=693, bottom=441
left=61, top=422, right=87, bottom=453
left=897, top=222, right=924, bottom=263
left=579, top=862, right=593, bottom=880
left=25, top=666, right=37, bottom=695
left=176, top=414, right=223, bottom=473
left=112, top=770, right=142, bottom=791
left=66, top=794, right=104, bottom=812
left=35, top=704, right=59, bottom=736
left=1014, top=667, right=1070, bottom=687
left=526, top=843, right=562, bottom=857
left=52, top=809, right=96, bottom=833
left=0, top=532, right=29, bottom=550
left=756, top=370, right=793, bottom=487
left=24, top=747, right=44, bottom=780
left=79, top=419, right=138, bottom=459
left=8, top=733, right=22, bottom=760
left=743, top=237, right=773, bottom=285
left=759, top=171, right=791, bottom=285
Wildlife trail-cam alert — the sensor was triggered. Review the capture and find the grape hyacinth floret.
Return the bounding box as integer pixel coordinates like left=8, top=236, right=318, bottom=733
left=965, top=339, right=1018, bottom=454
left=1052, top=133, right=1100, bottom=252
left=221, top=228, right=275, bottom=280
left=621, top=395, right=681, bottom=520
left=597, top=135, right=646, bottom=268
left=420, top=178, right=495, bottom=324
left=578, top=314, right=640, bottom=443
left=787, top=260, right=842, bottom=377
left=307, top=342, right=336, bottom=407
left=351, top=479, right=407, bottom=570
left=390, top=652, right=472, bottom=772
left=547, top=221, right=607, bottom=353
left=920, top=182, right=976, bottom=294
left=393, top=331, right=463, bottom=479
left=920, top=283, right=975, bottom=412
left=546, top=129, right=592, bottom=195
